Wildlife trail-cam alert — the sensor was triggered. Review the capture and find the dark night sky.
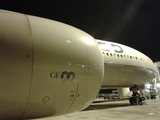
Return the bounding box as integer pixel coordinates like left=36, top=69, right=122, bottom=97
left=1, top=0, right=160, bottom=62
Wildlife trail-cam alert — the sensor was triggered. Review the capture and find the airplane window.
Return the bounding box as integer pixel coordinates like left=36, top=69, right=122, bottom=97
left=117, top=54, right=119, bottom=57
left=102, top=52, right=105, bottom=55
left=127, top=55, right=129, bottom=58
left=124, top=55, right=126, bottom=58
left=136, top=57, right=138, bottom=60
left=121, top=55, right=123, bottom=58
left=110, top=53, right=112, bottom=56
left=130, top=56, right=132, bottom=59
left=106, top=53, right=109, bottom=56
left=114, top=54, right=116, bottom=57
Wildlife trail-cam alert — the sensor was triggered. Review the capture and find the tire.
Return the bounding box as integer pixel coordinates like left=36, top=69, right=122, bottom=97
left=129, top=97, right=133, bottom=105
left=142, top=97, right=145, bottom=101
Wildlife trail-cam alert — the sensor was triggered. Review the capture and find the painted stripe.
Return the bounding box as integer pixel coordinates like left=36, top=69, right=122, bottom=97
left=151, top=109, right=160, bottom=113
left=67, top=83, right=79, bottom=112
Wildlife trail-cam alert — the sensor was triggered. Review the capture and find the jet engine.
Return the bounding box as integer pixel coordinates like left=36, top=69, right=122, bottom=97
left=0, top=10, right=104, bottom=119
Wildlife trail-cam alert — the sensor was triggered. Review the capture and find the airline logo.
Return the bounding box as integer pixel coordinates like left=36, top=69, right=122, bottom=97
left=97, top=41, right=123, bottom=53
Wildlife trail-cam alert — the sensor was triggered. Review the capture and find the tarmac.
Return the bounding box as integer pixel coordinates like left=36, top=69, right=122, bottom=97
left=32, top=97, right=160, bottom=120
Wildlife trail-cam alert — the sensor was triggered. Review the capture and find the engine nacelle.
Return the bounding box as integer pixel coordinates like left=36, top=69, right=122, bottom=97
left=0, top=10, right=104, bottom=119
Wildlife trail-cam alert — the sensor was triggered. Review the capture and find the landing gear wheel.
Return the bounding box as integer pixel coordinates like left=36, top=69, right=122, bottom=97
left=129, top=97, right=133, bottom=105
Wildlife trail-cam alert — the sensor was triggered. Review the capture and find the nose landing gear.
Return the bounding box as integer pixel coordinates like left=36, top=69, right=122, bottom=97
left=129, top=93, right=143, bottom=105
left=130, top=85, right=143, bottom=105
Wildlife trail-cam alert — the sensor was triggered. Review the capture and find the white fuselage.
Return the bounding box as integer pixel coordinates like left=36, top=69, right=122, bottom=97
left=96, top=39, right=158, bottom=88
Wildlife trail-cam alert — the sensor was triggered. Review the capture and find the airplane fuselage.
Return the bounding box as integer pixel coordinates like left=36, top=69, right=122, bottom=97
left=96, top=39, right=158, bottom=88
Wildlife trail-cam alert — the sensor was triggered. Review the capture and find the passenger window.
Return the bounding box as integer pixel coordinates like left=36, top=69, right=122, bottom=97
left=106, top=53, right=109, bottom=56
left=110, top=53, right=112, bottom=56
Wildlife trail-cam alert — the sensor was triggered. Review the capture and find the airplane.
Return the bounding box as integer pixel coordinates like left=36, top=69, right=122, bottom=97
left=96, top=39, right=158, bottom=88
left=0, top=10, right=158, bottom=119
